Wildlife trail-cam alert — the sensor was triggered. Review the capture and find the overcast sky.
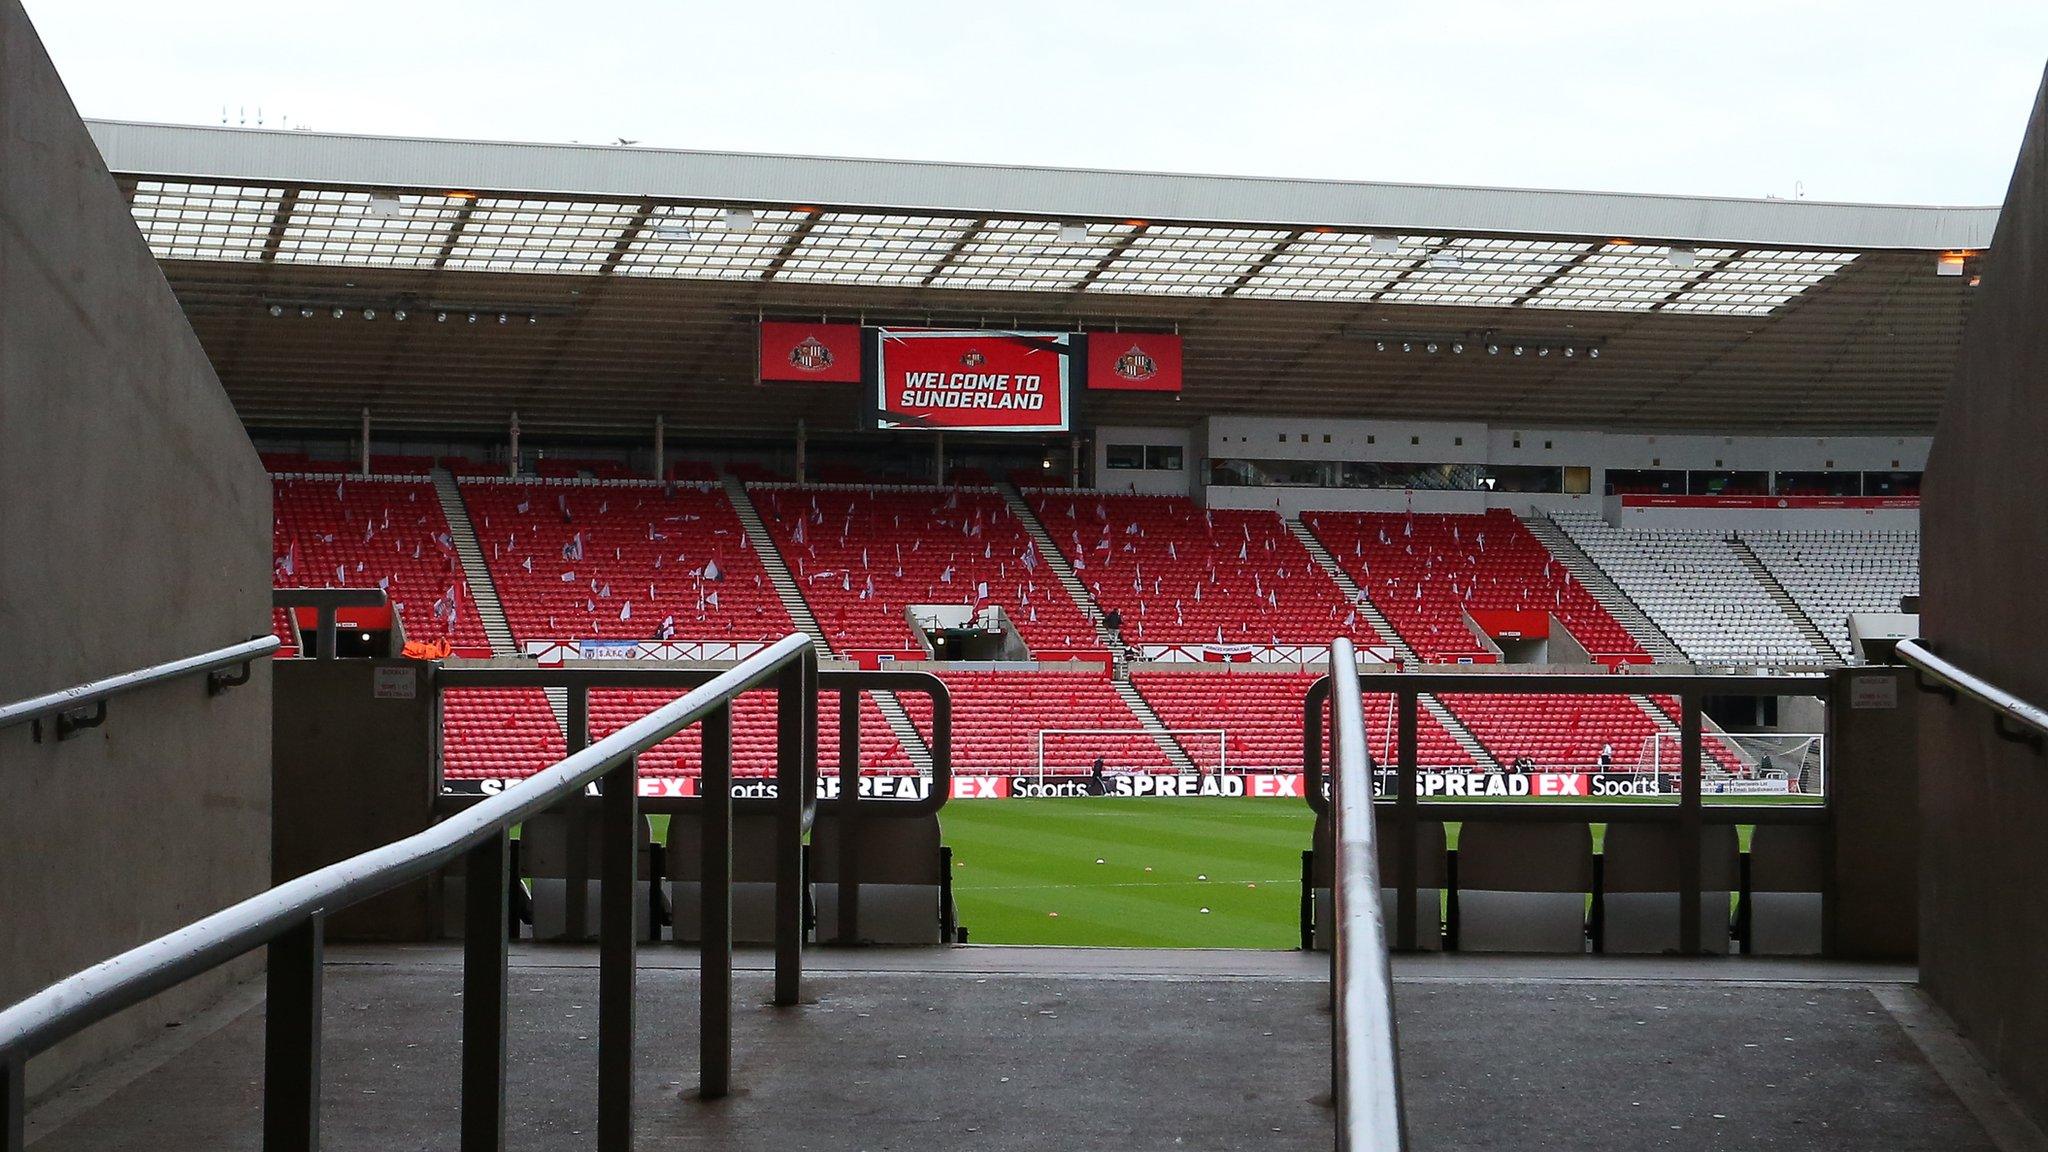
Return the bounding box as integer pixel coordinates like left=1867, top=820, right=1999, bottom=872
left=20, top=0, right=2048, bottom=206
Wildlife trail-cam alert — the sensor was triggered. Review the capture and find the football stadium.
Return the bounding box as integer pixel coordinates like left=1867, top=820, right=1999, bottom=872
left=6, top=3, right=2048, bottom=1148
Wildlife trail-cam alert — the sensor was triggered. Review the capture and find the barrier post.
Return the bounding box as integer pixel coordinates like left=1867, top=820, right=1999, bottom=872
left=596, top=753, right=638, bottom=1146
left=1679, top=693, right=1704, bottom=955
left=459, top=832, right=510, bottom=1152
left=773, top=658, right=807, bottom=1006
left=837, top=689, right=862, bottom=945
left=263, top=916, right=324, bottom=1152
left=1395, top=688, right=1419, bottom=953
left=564, top=686, right=592, bottom=940
left=700, top=704, right=733, bottom=1098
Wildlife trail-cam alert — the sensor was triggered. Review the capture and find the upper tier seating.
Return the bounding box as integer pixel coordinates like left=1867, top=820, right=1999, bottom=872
left=588, top=688, right=912, bottom=778
left=441, top=689, right=565, bottom=781
left=1133, top=670, right=1472, bottom=772
left=752, top=486, right=1098, bottom=654
left=534, top=457, right=640, bottom=480
left=1302, top=510, right=1643, bottom=662
left=272, top=475, right=487, bottom=648
left=1742, top=530, right=1920, bottom=661
left=1029, top=492, right=1381, bottom=648
left=933, top=671, right=1164, bottom=774
left=1550, top=511, right=1827, bottom=666
left=462, top=480, right=791, bottom=644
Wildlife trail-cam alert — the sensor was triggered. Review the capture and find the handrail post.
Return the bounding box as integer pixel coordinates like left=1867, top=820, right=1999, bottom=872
left=263, top=916, right=324, bottom=1152
left=596, top=753, right=638, bottom=1146
left=459, top=831, right=509, bottom=1152
left=1679, top=692, right=1703, bottom=955
left=4, top=1052, right=23, bottom=1152
left=699, top=703, right=733, bottom=1099
left=837, top=688, right=862, bottom=946
left=1396, top=687, right=1419, bottom=954
left=772, top=657, right=807, bottom=1006
left=564, top=687, right=591, bottom=941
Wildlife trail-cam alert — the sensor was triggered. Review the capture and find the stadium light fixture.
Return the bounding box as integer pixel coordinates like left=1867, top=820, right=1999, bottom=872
left=393, top=309, right=407, bottom=322
left=436, top=311, right=448, bottom=323
left=331, top=307, right=345, bottom=320
left=267, top=304, right=283, bottom=318
left=1451, top=342, right=1464, bottom=354
left=299, top=307, right=314, bottom=319
left=1589, top=347, right=1600, bottom=359
left=721, top=208, right=756, bottom=232
left=1056, top=222, right=1089, bottom=244
left=1512, top=345, right=1524, bottom=356
left=1665, top=246, right=1698, bottom=269
left=365, top=194, right=403, bottom=219
left=1401, top=342, right=1412, bottom=353
left=1486, top=343, right=1499, bottom=355
left=1425, top=250, right=1462, bottom=271
left=1368, top=235, right=1399, bottom=255
left=467, top=312, right=478, bottom=324
left=1425, top=342, right=1439, bottom=353
left=1936, top=252, right=1968, bottom=277
left=362, top=308, right=376, bottom=320
left=498, top=313, right=510, bottom=325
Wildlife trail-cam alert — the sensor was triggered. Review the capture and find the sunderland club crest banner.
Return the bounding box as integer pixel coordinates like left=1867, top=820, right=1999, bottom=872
left=1085, top=332, right=1182, bottom=392
left=759, top=321, right=863, bottom=383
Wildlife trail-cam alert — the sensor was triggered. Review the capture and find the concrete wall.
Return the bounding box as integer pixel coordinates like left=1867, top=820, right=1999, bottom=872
left=0, top=1, right=273, bottom=1094
left=1918, top=67, right=2048, bottom=1127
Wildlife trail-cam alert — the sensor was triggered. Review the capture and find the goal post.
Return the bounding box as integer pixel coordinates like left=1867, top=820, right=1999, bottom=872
left=1033, top=728, right=1229, bottom=787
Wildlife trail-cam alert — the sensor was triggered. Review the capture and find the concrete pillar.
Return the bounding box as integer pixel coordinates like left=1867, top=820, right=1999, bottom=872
left=508, top=411, right=520, bottom=479
left=1070, top=434, right=1083, bottom=489
left=795, top=418, right=807, bottom=484
left=359, top=406, right=371, bottom=476
left=653, top=414, right=665, bottom=481
left=934, top=431, right=946, bottom=486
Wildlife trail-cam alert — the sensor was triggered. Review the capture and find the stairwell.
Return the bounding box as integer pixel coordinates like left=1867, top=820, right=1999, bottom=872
left=1522, top=512, right=1689, bottom=663
left=431, top=469, right=571, bottom=735
left=722, top=476, right=933, bottom=774
left=1113, top=679, right=1202, bottom=775
left=1729, top=536, right=1842, bottom=667
left=994, top=481, right=1122, bottom=656
left=1286, top=517, right=1498, bottom=771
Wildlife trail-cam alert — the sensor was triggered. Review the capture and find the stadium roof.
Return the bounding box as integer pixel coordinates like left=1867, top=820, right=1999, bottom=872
left=88, top=119, right=1997, bottom=437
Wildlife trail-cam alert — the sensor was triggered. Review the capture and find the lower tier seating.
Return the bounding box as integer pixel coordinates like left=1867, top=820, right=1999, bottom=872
left=272, top=475, right=488, bottom=649
left=441, top=689, right=566, bottom=780
left=1132, top=670, right=1472, bottom=772
left=934, top=671, right=1165, bottom=775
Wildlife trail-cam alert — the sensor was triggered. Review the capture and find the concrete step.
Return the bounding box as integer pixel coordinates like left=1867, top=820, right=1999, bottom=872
left=721, top=478, right=930, bottom=774
left=430, top=469, right=521, bottom=659
left=1114, top=679, right=1202, bottom=774
left=1287, top=518, right=1498, bottom=771
left=1729, top=537, right=1842, bottom=667
left=994, top=481, right=1121, bottom=663
left=1521, top=513, right=1688, bottom=663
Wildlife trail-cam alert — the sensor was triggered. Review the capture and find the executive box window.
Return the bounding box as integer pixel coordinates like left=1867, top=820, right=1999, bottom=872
left=1689, top=470, right=1770, bottom=496
left=1106, top=444, right=1145, bottom=470
left=1108, top=443, right=1184, bottom=471
left=1864, top=470, right=1922, bottom=496
left=1606, top=469, right=1686, bottom=496
left=1144, top=445, right=1184, bottom=471
left=1776, top=470, right=1864, bottom=497
left=1207, top=458, right=1565, bottom=492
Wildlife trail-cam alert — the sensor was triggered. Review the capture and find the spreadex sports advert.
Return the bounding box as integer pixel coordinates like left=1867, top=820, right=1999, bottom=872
left=870, top=328, right=1074, bottom=433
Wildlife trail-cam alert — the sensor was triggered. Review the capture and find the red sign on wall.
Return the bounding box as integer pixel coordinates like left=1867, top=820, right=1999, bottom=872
left=1085, top=332, right=1182, bottom=392
left=873, top=329, right=1073, bottom=432
left=759, top=321, right=862, bottom=383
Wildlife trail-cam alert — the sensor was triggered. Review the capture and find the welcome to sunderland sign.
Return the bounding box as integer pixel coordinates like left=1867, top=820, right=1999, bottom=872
left=872, top=328, right=1075, bottom=433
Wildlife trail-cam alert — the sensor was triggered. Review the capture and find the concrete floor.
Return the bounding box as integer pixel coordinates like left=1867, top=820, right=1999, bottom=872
left=20, top=946, right=2030, bottom=1151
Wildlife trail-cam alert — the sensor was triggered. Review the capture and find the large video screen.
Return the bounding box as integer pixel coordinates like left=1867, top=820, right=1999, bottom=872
left=872, top=328, right=1073, bottom=433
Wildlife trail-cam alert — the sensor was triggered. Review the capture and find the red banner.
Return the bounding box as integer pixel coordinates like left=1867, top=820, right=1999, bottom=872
left=1086, top=332, right=1182, bottom=392
left=874, top=329, right=1073, bottom=432
left=759, top=321, right=862, bottom=383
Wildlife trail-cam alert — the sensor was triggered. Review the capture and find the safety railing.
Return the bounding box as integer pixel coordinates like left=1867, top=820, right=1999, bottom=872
left=0, top=632, right=817, bottom=1152
left=1325, top=638, right=1408, bottom=1151
left=1898, top=638, right=2048, bottom=753
left=1304, top=667, right=1829, bottom=955
left=433, top=665, right=952, bottom=949
left=0, top=635, right=277, bottom=743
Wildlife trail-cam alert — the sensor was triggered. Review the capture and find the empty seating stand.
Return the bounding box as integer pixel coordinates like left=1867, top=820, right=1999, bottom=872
left=1742, top=529, right=1920, bottom=660
left=440, top=689, right=565, bottom=782
left=1132, top=670, right=1473, bottom=773
left=1551, top=511, right=1825, bottom=666
left=935, top=670, right=1163, bottom=775
left=1028, top=491, right=1377, bottom=649
left=462, top=479, right=791, bottom=644
left=751, top=485, right=1099, bottom=654
left=272, top=474, right=488, bottom=649
left=1303, top=509, right=1643, bottom=662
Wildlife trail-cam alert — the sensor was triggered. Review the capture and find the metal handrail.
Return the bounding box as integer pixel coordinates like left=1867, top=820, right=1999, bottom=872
left=1327, top=637, right=1407, bottom=1150
left=0, top=635, right=278, bottom=742
left=0, top=631, right=817, bottom=1152
left=1897, top=638, right=2048, bottom=751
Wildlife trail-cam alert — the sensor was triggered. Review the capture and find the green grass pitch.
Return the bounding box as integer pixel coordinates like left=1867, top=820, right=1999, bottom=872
left=940, top=797, right=1316, bottom=949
